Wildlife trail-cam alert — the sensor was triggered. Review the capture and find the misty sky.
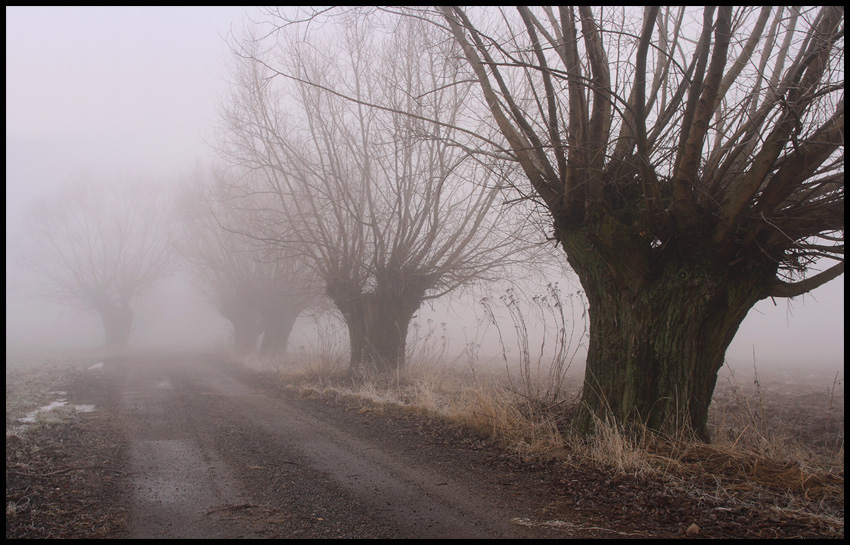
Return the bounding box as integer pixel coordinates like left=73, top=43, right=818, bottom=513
left=5, top=6, right=844, bottom=367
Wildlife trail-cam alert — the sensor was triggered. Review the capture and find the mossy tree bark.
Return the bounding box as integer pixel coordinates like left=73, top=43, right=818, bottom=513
left=560, top=213, right=776, bottom=440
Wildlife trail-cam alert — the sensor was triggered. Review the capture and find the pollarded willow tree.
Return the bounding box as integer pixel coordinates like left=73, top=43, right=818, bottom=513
left=21, top=177, right=173, bottom=348
left=429, top=6, right=844, bottom=439
left=176, top=165, right=319, bottom=354
left=220, top=15, right=529, bottom=373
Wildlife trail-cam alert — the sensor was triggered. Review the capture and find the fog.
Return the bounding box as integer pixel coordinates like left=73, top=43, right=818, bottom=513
left=5, top=7, right=844, bottom=370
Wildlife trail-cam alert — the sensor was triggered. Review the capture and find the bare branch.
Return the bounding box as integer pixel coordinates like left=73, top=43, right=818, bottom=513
left=769, top=261, right=845, bottom=298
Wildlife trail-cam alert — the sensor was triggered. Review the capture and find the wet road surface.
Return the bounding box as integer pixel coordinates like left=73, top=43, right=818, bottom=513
left=94, top=353, right=574, bottom=538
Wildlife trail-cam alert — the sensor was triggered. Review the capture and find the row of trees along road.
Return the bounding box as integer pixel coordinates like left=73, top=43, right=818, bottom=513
left=239, top=6, right=844, bottom=440
left=16, top=7, right=842, bottom=442
left=18, top=165, right=320, bottom=356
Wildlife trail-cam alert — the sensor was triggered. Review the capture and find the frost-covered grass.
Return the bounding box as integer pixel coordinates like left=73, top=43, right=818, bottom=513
left=5, top=349, right=108, bottom=430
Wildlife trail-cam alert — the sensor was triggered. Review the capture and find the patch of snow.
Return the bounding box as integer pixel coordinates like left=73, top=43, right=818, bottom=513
left=18, top=399, right=67, bottom=423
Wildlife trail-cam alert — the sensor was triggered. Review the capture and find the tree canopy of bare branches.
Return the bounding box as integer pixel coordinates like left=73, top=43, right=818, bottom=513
left=220, top=14, right=531, bottom=373
left=21, top=177, right=174, bottom=348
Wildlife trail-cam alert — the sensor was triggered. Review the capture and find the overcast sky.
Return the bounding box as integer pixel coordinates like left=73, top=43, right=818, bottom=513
left=5, top=6, right=844, bottom=367
left=6, top=6, right=250, bottom=228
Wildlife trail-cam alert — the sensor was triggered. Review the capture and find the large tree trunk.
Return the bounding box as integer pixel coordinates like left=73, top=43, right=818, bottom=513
left=259, top=309, right=301, bottom=355
left=98, top=302, right=134, bottom=348
left=220, top=300, right=263, bottom=354
left=335, top=292, right=421, bottom=375
left=560, top=220, right=776, bottom=440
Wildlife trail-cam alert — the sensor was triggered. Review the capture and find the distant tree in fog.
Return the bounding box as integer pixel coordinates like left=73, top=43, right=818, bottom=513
left=220, top=16, right=530, bottom=374
left=175, top=165, right=320, bottom=354
left=21, top=177, right=173, bottom=348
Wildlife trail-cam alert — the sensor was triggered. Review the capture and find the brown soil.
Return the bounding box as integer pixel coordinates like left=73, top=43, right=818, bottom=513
left=6, top=352, right=844, bottom=539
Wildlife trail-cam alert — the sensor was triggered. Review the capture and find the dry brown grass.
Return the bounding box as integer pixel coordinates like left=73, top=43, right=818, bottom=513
left=244, top=351, right=843, bottom=464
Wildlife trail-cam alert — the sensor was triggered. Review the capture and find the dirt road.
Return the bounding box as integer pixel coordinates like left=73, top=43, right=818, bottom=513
left=76, top=353, right=578, bottom=539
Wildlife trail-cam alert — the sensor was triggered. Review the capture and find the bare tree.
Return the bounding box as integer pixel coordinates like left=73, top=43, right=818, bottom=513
left=21, top=177, right=173, bottom=348
left=428, top=6, right=843, bottom=439
left=176, top=165, right=319, bottom=354
left=220, top=15, right=530, bottom=373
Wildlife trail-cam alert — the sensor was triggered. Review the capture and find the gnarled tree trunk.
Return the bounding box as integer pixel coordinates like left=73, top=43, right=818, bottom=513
left=561, top=219, right=777, bottom=440
left=220, top=299, right=263, bottom=354
left=259, top=309, right=301, bottom=355
left=333, top=290, right=423, bottom=375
